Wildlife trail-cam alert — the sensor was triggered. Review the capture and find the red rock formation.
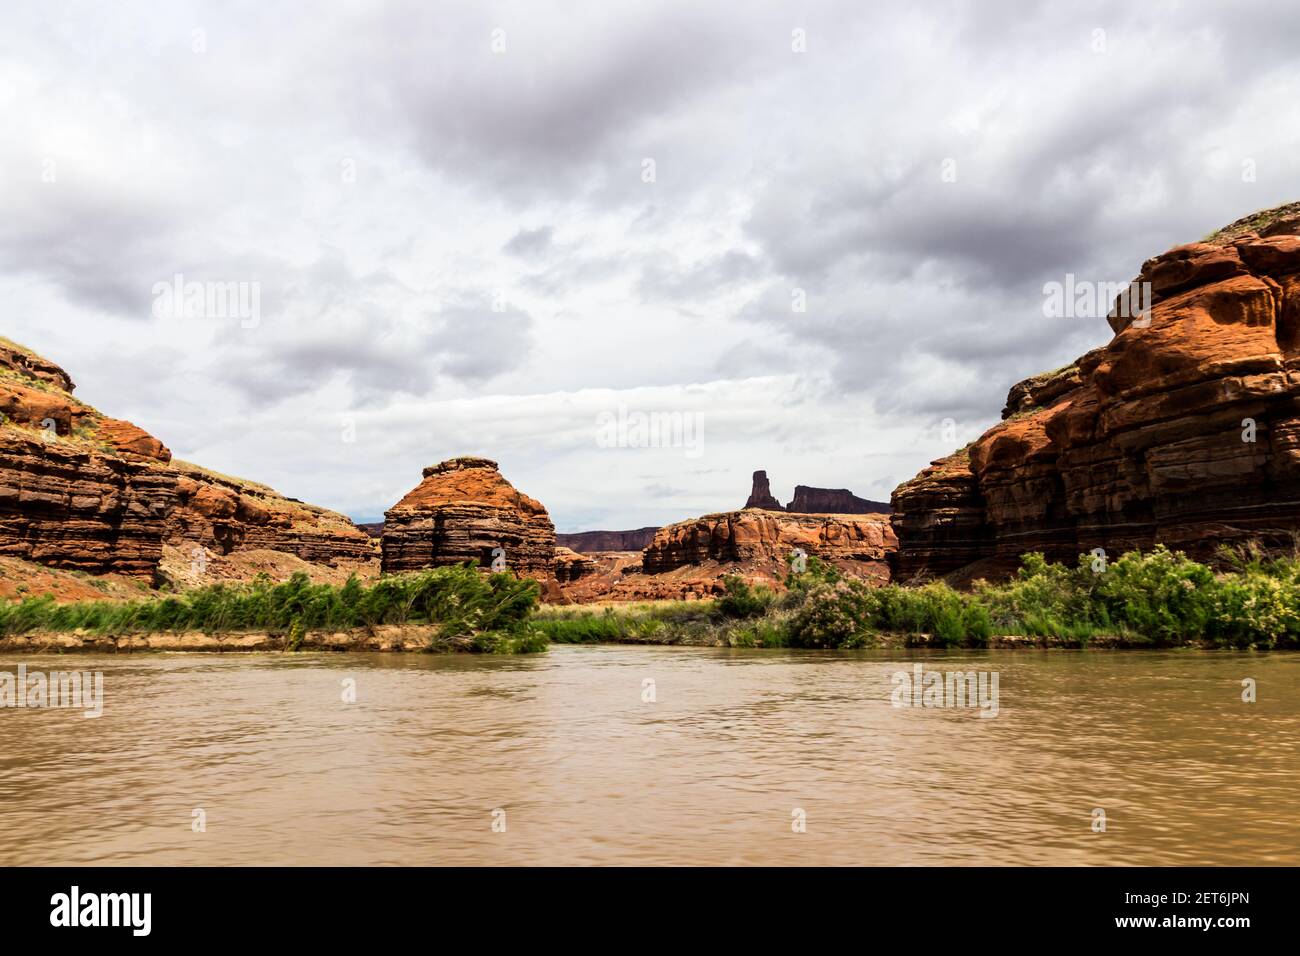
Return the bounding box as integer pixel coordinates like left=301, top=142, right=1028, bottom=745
left=554, top=546, right=598, bottom=583
left=555, top=527, right=658, bottom=552
left=0, top=339, right=373, bottom=580
left=0, top=430, right=176, bottom=577
left=0, top=344, right=177, bottom=577
left=382, top=457, right=557, bottom=579
left=892, top=203, right=1300, bottom=581
left=743, top=469, right=889, bottom=514
left=0, top=339, right=75, bottom=392
left=640, top=509, right=896, bottom=595
left=165, top=461, right=374, bottom=565
left=743, top=470, right=784, bottom=510
left=787, top=485, right=890, bottom=514
left=553, top=550, right=645, bottom=602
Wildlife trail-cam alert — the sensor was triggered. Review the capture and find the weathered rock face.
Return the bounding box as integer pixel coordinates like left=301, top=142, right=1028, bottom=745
left=892, top=203, right=1300, bottom=581
left=642, top=509, right=896, bottom=585
left=0, top=340, right=75, bottom=392
left=382, top=457, right=557, bottom=578
left=743, top=470, right=784, bottom=510
left=787, top=485, right=890, bottom=515
left=0, top=345, right=177, bottom=576
left=555, top=527, right=658, bottom=553
left=0, top=339, right=373, bottom=580
left=554, top=546, right=598, bottom=583
left=165, top=461, right=374, bottom=565
left=0, top=431, right=177, bottom=577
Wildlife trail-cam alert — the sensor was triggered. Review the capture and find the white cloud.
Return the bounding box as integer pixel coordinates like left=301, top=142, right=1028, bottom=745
left=3, top=0, right=1299, bottom=529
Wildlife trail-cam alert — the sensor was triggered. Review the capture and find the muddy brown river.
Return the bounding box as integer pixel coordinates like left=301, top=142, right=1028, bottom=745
left=1, top=645, right=1295, bottom=865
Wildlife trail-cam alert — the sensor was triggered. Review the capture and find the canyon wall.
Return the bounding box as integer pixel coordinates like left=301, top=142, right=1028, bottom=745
left=556, top=527, right=659, bottom=553
left=892, top=204, right=1300, bottom=581
left=0, top=339, right=372, bottom=579
left=165, top=461, right=374, bottom=565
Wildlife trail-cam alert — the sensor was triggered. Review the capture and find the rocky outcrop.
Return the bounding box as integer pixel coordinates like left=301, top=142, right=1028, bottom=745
left=0, top=345, right=176, bottom=576
left=743, top=470, right=784, bottom=510
left=743, top=469, right=889, bottom=514
left=165, top=461, right=374, bottom=565
left=0, top=339, right=75, bottom=392
left=554, top=546, right=598, bottom=583
left=382, top=457, right=557, bottom=579
left=0, top=339, right=374, bottom=580
left=555, top=527, right=658, bottom=553
left=891, top=203, right=1300, bottom=581
left=787, top=485, right=890, bottom=515
left=641, top=508, right=895, bottom=589
left=0, top=430, right=177, bottom=577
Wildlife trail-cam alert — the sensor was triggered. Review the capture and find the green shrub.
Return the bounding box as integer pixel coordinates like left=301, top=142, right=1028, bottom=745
left=717, top=576, right=774, bottom=619
left=727, top=617, right=787, bottom=648
left=786, top=581, right=875, bottom=648
left=1094, top=546, right=1213, bottom=643
left=1206, top=566, right=1300, bottom=648
left=961, top=602, right=993, bottom=644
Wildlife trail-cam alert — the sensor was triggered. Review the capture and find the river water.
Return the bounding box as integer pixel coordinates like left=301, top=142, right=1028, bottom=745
left=1, top=645, right=1295, bottom=866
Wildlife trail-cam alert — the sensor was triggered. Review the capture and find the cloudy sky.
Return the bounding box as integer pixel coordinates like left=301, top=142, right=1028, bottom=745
left=2, top=0, right=1298, bottom=530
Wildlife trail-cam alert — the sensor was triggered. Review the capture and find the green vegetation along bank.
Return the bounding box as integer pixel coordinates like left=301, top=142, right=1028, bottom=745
left=3, top=545, right=1299, bottom=653
left=535, top=546, right=1300, bottom=650
left=0, top=565, right=547, bottom=654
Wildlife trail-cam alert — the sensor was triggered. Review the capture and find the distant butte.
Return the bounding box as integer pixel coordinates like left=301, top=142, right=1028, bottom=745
left=743, top=469, right=890, bottom=514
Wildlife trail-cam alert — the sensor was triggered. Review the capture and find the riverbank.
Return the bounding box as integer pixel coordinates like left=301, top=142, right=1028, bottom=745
left=534, top=546, right=1300, bottom=651
left=0, top=624, right=443, bottom=653
left=0, top=628, right=1287, bottom=652
left=0, top=565, right=547, bottom=654
left=532, top=623, right=1258, bottom=651
left=3, top=545, right=1299, bottom=653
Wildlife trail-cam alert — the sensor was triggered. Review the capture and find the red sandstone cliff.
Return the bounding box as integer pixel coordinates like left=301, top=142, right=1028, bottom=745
left=165, top=460, right=374, bottom=566
left=891, top=202, right=1300, bottom=581
left=0, top=338, right=373, bottom=580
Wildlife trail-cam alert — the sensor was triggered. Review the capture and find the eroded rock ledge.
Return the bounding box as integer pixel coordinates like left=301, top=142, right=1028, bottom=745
left=892, top=204, right=1300, bottom=582
left=0, top=339, right=373, bottom=580
left=637, top=508, right=896, bottom=598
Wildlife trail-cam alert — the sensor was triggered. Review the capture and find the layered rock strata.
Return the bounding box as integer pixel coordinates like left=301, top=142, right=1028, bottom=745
left=381, top=457, right=557, bottom=578
left=554, top=546, right=598, bottom=583
left=555, top=527, right=658, bottom=553
left=0, top=339, right=372, bottom=579
left=165, top=461, right=373, bottom=565
left=892, top=203, right=1300, bottom=581
left=641, top=508, right=896, bottom=588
